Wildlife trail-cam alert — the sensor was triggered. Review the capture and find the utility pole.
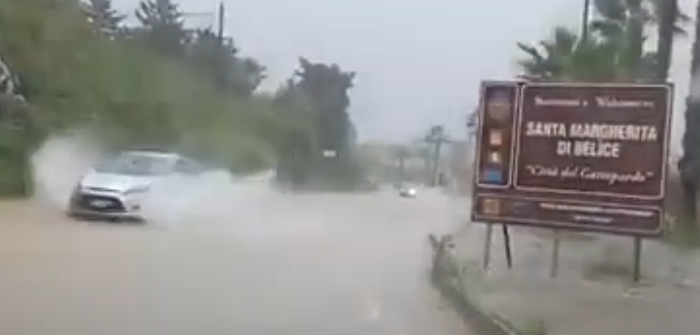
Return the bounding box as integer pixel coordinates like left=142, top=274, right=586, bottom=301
left=217, top=2, right=225, bottom=42
left=395, top=147, right=409, bottom=183
left=424, top=126, right=450, bottom=187
left=580, top=0, right=591, bottom=44
left=216, top=2, right=227, bottom=89
left=431, top=138, right=449, bottom=187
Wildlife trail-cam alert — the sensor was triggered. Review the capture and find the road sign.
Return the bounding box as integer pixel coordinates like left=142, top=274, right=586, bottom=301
left=471, top=81, right=673, bottom=236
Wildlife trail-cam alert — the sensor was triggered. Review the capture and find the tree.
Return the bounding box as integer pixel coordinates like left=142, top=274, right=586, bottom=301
left=589, top=0, right=650, bottom=79
left=269, top=79, right=318, bottom=188
left=135, top=0, right=187, bottom=57
left=0, top=0, right=352, bottom=196
left=0, top=0, right=316, bottom=196
left=185, top=28, right=227, bottom=87
left=83, top=0, right=125, bottom=37
left=516, top=27, right=623, bottom=81
left=185, top=31, right=265, bottom=96
left=517, top=0, right=688, bottom=82
left=228, top=57, right=266, bottom=96
left=295, top=57, right=355, bottom=156
left=292, top=57, right=359, bottom=188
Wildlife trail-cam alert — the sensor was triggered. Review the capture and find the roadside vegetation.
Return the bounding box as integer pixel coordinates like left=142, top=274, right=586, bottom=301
left=0, top=0, right=366, bottom=197
left=515, top=0, right=700, bottom=244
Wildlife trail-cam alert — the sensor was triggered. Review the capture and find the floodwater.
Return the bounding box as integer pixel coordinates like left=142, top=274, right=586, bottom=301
left=0, top=187, right=472, bottom=335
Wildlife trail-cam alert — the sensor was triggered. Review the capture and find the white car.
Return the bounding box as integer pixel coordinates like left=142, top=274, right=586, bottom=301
left=66, top=150, right=204, bottom=222
left=398, top=185, right=417, bottom=198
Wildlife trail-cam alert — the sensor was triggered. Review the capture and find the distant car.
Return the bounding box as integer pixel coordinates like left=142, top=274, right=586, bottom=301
left=398, top=185, right=417, bottom=198
left=66, top=150, right=205, bottom=222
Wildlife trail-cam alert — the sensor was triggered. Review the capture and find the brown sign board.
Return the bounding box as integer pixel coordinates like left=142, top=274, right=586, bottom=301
left=471, top=81, right=673, bottom=236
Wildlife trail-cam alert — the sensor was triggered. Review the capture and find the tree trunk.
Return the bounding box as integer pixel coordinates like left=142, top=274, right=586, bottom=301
left=621, top=0, right=645, bottom=79
left=679, top=1, right=700, bottom=228
left=655, top=0, right=678, bottom=81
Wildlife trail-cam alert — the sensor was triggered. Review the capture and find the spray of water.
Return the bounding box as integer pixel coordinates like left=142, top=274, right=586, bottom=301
left=30, top=130, right=104, bottom=209
left=28, top=132, right=333, bottom=240
left=21, top=131, right=480, bottom=332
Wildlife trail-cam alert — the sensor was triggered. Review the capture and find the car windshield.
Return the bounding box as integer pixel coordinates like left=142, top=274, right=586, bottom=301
left=93, top=152, right=174, bottom=176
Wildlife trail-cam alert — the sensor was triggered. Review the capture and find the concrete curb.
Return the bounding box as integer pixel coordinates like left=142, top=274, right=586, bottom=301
left=429, top=236, right=526, bottom=335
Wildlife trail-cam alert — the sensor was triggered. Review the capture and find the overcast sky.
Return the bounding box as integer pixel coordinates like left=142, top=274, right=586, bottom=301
left=115, top=0, right=696, bottom=152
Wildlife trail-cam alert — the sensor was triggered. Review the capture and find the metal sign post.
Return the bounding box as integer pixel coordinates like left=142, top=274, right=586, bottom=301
left=550, top=230, right=561, bottom=278
left=482, top=223, right=494, bottom=270
left=632, top=237, right=643, bottom=282
left=502, top=224, right=513, bottom=269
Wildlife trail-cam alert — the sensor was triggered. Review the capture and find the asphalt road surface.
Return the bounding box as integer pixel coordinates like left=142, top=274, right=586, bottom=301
left=0, top=188, right=472, bottom=335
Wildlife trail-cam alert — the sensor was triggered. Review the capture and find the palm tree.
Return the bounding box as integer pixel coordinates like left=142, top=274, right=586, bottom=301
left=516, top=27, right=621, bottom=81
left=516, top=27, right=579, bottom=80
left=653, top=0, right=688, bottom=81
left=517, top=0, right=688, bottom=82
left=590, top=0, right=688, bottom=80
left=589, top=0, right=651, bottom=79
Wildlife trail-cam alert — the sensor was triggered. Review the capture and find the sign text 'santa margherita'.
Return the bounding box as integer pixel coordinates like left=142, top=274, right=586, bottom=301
left=514, top=85, right=670, bottom=199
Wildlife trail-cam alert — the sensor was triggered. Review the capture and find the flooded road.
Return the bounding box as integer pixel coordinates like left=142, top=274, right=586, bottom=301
left=0, top=190, right=472, bottom=335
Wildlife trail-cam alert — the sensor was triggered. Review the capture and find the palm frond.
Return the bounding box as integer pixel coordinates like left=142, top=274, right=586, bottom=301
left=516, top=42, right=544, bottom=61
